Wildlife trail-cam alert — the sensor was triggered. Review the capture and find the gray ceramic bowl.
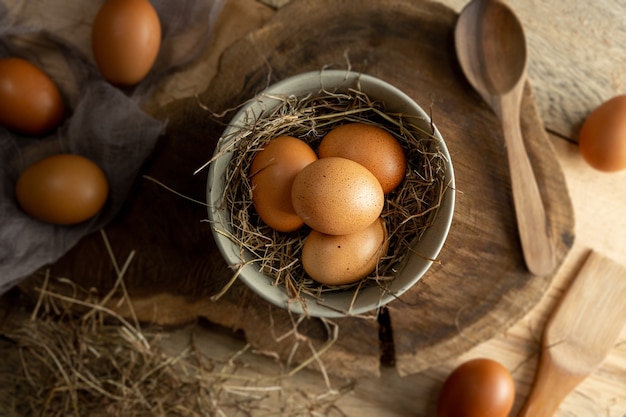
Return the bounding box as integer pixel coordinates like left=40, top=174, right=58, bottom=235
left=207, top=70, right=455, bottom=318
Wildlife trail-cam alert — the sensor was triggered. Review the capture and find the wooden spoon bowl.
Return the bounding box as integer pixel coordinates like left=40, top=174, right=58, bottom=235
left=454, top=0, right=556, bottom=276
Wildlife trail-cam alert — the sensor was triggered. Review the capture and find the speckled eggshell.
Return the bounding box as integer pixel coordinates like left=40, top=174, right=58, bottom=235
left=302, top=217, right=389, bottom=285
left=291, top=156, right=384, bottom=235
left=250, top=136, right=318, bottom=232
left=318, top=123, right=407, bottom=193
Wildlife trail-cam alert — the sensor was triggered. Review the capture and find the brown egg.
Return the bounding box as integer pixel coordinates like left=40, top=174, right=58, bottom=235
left=302, top=217, right=389, bottom=285
left=291, top=157, right=384, bottom=235
left=0, top=57, right=64, bottom=136
left=92, top=0, right=161, bottom=86
left=250, top=136, right=318, bottom=232
left=437, top=358, right=515, bottom=417
left=16, top=154, right=109, bottom=225
left=579, top=94, right=626, bottom=172
left=318, top=123, right=407, bottom=193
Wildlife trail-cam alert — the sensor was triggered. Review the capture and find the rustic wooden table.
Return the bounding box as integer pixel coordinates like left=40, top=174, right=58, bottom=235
left=148, top=1, right=626, bottom=415
left=5, top=0, right=626, bottom=415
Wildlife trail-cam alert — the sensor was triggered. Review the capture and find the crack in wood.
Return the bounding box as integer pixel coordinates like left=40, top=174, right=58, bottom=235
left=378, top=307, right=396, bottom=367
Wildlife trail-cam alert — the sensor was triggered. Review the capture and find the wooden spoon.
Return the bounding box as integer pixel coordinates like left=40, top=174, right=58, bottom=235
left=454, top=0, right=556, bottom=276
left=518, top=250, right=626, bottom=416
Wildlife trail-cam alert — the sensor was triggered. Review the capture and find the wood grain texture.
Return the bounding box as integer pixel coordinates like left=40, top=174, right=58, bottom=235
left=4, top=0, right=626, bottom=415
left=262, top=0, right=626, bottom=142
left=505, top=0, right=626, bottom=141
left=23, top=0, right=575, bottom=378
left=518, top=251, right=626, bottom=417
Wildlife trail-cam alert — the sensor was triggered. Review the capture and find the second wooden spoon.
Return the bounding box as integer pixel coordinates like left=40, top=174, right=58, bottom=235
left=454, top=0, right=556, bottom=276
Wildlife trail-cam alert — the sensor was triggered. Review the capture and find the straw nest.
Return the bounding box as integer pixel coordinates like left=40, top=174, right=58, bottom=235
left=207, top=83, right=449, bottom=303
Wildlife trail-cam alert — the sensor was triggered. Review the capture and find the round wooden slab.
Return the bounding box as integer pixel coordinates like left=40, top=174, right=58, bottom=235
left=31, top=0, right=574, bottom=378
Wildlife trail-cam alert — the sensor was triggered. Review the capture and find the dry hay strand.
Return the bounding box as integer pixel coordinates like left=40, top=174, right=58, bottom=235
left=0, top=234, right=349, bottom=417
left=207, top=84, right=449, bottom=306
left=2, top=279, right=210, bottom=416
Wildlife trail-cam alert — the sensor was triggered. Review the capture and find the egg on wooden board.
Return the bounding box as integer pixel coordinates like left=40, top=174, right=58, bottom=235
left=92, top=0, right=161, bottom=86
left=291, top=157, right=384, bottom=235
left=16, top=154, right=109, bottom=225
left=318, top=123, right=407, bottom=193
left=302, top=217, right=389, bottom=285
left=437, top=358, right=515, bottom=417
left=578, top=94, right=626, bottom=172
left=250, top=136, right=318, bottom=232
left=0, top=57, right=65, bottom=136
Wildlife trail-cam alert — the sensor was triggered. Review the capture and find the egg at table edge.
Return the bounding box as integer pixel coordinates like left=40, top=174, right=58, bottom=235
left=437, top=358, right=515, bottom=417
left=578, top=94, right=626, bottom=172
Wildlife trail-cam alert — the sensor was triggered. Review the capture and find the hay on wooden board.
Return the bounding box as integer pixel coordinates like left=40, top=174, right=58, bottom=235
left=206, top=83, right=449, bottom=306
left=0, top=232, right=348, bottom=417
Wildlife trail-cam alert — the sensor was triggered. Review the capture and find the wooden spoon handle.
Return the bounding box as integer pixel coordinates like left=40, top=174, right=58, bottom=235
left=517, top=350, right=586, bottom=417
left=495, top=82, right=556, bottom=275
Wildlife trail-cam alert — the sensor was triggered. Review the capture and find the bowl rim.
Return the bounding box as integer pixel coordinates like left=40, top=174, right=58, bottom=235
left=207, top=69, right=456, bottom=318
